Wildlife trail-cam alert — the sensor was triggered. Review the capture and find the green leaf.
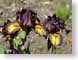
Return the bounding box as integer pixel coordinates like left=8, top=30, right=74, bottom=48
left=56, top=6, right=72, bottom=20
left=18, top=30, right=26, bottom=39
left=0, top=44, right=5, bottom=54
left=53, top=0, right=72, bottom=20
left=13, top=30, right=26, bottom=48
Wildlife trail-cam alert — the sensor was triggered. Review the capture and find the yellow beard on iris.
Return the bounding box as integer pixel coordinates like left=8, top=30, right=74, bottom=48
left=35, top=25, right=46, bottom=36
left=7, top=21, right=21, bottom=33
left=49, top=34, right=60, bottom=46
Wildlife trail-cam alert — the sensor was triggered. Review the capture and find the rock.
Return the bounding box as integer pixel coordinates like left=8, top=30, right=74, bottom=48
left=24, top=31, right=48, bottom=54
left=65, top=16, right=72, bottom=31
left=0, top=34, right=10, bottom=50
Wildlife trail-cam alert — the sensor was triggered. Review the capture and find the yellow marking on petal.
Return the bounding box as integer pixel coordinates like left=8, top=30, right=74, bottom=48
left=7, top=22, right=21, bottom=33
left=49, top=34, right=60, bottom=46
left=35, top=25, right=46, bottom=36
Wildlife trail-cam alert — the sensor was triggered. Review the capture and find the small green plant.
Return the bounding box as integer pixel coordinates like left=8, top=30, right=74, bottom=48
left=13, top=30, right=26, bottom=48
left=52, top=0, right=72, bottom=20
left=0, top=44, right=5, bottom=54
left=55, top=4, right=72, bottom=20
